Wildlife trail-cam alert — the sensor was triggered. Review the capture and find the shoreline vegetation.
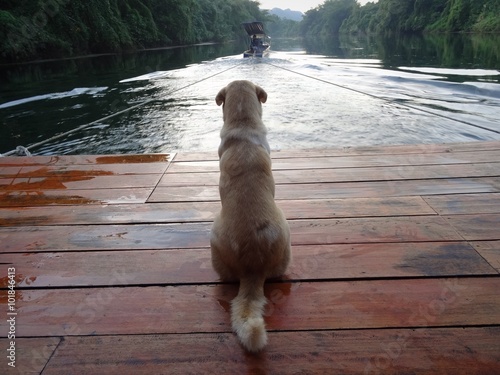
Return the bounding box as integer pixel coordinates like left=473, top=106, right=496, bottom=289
left=0, top=0, right=264, bottom=64
left=302, top=0, right=500, bottom=38
left=1, top=42, right=220, bottom=66
left=1, top=0, right=499, bottom=64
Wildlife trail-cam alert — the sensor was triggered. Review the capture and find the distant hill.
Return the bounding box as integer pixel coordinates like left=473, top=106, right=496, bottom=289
left=268, top=8, right=303, bottom=21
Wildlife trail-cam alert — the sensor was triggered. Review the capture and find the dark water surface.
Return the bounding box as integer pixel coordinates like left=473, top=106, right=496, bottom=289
left=1, top=34, right=499, bottom=155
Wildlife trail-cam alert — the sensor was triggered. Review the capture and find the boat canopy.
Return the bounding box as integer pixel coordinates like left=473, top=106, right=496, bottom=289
left=242, top=22, right=266, bottom=36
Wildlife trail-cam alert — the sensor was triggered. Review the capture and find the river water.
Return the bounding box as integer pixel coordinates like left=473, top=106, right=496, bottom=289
left=0, top=35, right=499, bottom=155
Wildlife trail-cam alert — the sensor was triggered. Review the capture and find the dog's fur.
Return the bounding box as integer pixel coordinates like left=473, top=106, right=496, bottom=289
left=210, top=80, right=291, bottom=352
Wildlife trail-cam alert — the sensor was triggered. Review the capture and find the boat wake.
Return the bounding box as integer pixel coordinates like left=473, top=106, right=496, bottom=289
left=0, top=87, right=108, bottom=109
left=2, top=50, right=499, bottom=155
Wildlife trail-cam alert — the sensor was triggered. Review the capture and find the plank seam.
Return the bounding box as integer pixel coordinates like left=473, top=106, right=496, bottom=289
left=467, top=240, right=500, bottom=275
left=145, top=152, right=177, bottom=203
left=5, top=274, right=498, bottom=291
left=39, top=336, right=63, bottom=375
left=20, top=325, right=500, bottom=341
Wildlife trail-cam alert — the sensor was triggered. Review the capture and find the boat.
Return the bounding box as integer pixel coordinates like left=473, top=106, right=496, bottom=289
left=242, top=22, right=270, bottom=58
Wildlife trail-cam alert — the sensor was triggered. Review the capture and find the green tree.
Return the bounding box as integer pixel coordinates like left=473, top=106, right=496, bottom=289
left=340, top=1, right=379, bottom=34
left=0, top=0, right=269, bottom=63
left=301, top=0, right=500, bottom=36
left=301, top=0, right=357, bottom=37
left=266, top=15, right=300, bottom=38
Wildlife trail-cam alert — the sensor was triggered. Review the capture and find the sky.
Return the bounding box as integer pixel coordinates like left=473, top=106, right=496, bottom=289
left=258, top=0, right=377, bottom=13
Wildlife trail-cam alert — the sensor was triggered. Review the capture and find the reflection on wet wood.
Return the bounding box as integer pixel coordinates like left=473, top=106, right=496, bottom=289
left=171, top=140, right=500, bottom=162
left=0, top=216, right=464, bottom=252
left=0, top=196, right=434, bottom=226
left=167, top=149, right=500, bottom=173
left=41, top=328, right=500, bottom=375
left=1, top=242, right=495, bottom=288
left=159, top=162, right=500, bottom=186
left=1, top=142, right=499, bottom=373
left=0, top=153, right=173, bottom=166
left=0, top=188, right=153, bottom=207
left=7, top=278, right=500, bottom=336
left=0, top=153, right=173, bottom=207
left=1, top=174, right=162, bottom=191
left=149, top=177, right=500, bottom=202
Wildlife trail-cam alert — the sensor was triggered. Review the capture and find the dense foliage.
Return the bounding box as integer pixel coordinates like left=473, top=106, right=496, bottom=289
left=302, top=0, right=500, bottom=37
left=2, top=0, right=499, bottom=63
left=266, top=14, right=300, bottom=38
left=0, top=0, right=265, bottom=63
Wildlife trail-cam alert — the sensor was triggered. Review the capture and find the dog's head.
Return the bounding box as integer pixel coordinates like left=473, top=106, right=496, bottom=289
left=215, top=81, right=267, bottom=121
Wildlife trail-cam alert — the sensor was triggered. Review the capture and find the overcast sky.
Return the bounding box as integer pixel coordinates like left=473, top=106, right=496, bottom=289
left=259, top=0, right=377, bottom=13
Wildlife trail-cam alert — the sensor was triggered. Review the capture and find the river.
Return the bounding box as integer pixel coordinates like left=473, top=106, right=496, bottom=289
left=0, top=34, right=499, bottom=155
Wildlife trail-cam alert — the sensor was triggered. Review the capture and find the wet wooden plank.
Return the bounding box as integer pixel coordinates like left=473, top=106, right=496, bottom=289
left=0, top=178, right=13, bottom=188
left=172, top=140, right=500, bottom=161
left=0, top=202, right=218, bottom=227
left=0, top=154, right=173, bottom=166
left=0, top=166, right=22, bottom=178
left=0, top=216, right=460, bottom=253
left=470, top=241, right=500, bottom=272
left=0, top=337, right=61, bottom=374
left=0, top=188, right=153, bottom=207
left=445, top=214, right=500, bottom=241
left=18, top=162, right=168, bottom=176
left=283, top=197, right=436, bottom=219
left=167, top=150, right=500, bottom=173
left=149, top=177, right=500, bottom=202
left=288, top=242, right=496, bottom=278
left=159, top=171, right=219, bottom=186
left=0, top=197, right=435, bottom=227
left=2, top=242, right=495, bottom=288
left=1, top=174, right=163, bottom=191
left=0, top=223, right=211, bottom=252
left=159, top=162, right=500, bottom=186
left=6, top=277, right=500, bottom=337
left=343, top=140, right=500, bottom=154
left=0, top=249, right=216, bottom=288
left=289, top=216, right=461, bottom=245
left=277, top=178, right=500, bottom=199
left=41, top=327, right=500, bottom=375
left=424, top=193, right=500, bottom=215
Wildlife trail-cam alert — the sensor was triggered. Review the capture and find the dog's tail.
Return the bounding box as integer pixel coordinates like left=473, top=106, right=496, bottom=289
left=231, top=275, right=268, bottom=352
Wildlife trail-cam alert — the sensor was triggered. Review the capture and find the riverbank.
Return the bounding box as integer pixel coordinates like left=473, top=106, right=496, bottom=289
left=0, top=42, right=221, bottom=67
left=0, top=0, right=261, bottom=64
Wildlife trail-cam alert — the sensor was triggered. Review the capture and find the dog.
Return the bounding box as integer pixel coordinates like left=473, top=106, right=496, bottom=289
left=210, top=80, right=291, bottom=352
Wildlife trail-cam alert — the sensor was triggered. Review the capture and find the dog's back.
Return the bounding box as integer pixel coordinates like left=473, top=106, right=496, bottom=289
left=210, top=81, right=291, bottom=352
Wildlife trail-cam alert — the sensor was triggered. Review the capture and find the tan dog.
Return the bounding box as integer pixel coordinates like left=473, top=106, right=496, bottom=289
left=210, top=80, right=291, bottom=352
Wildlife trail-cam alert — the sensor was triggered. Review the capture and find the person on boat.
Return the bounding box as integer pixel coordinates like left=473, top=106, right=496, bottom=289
left=250, top=34, right=260, bottom=51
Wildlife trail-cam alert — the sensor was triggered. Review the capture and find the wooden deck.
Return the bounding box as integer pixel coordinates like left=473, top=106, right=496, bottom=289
left=1, top=141, right=500, bottom=374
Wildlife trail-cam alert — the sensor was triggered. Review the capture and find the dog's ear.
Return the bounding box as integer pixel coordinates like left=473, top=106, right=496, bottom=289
left=215, top=87, right=226, bottom=106
left=256, top=85, right=267, bottom=104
